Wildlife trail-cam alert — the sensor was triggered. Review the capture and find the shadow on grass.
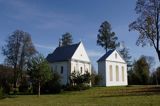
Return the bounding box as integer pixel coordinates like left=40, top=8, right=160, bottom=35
left=95, top=86, right=160, bottom=98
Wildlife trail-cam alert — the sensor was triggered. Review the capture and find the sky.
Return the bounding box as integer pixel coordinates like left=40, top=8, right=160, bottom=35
left=0, top=0, right=159, bottom=71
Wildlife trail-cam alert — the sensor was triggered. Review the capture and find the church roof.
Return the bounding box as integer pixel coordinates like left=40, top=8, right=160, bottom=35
left=46, top=42, right=80, bottom=62
left=97, top=49, right=115, bottom=62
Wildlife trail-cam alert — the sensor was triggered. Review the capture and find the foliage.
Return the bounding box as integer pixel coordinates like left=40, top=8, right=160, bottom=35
left=90, top=69, right=101, bottom=86
left=97, top=21, right=119, bottom=52
left=61, top=32, right=73, bottom=46
left=119, top=42, right=132, bottom=65
left=41, top=71, right=61, bottom=94
left=69, top=71, right=91, bottom=91
left=0, top=65, right=13, bottom=94
left=27, top=54, right=52, bottom=96
left=2, top=30, right=36, bottom=91
left=150, top=66, right=160, bottom=85
left=19, top=76, right=30, bottom=93
left=70, top=71, right=91, bottom=86
left=129, top=0, right=160, bottom=61
left=129, top=56, right=150, bottom=85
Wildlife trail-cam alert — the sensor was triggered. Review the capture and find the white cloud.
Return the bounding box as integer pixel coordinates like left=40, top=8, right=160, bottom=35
left=35, top=43, right=55, bottom=50
left=87, top=50, right=104, bottom=57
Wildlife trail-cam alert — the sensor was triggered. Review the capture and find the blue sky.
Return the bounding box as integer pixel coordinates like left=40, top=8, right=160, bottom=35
left=0, top=0, right=158, bottom=70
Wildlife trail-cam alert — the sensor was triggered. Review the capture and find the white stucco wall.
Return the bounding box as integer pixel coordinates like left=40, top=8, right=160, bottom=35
left=71, top=60, right=91, bottom=74
left=106, top=61, right=128, bottom=86
left=72, top=42, right=90, bottom=62
left=106, top=50, right=125, bottom=63
left=50, top=62, right=69, bottom=85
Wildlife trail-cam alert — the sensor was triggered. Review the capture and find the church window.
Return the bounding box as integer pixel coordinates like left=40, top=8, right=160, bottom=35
left=122, top=66, right=125, bottom=82
left=109, top=65, right=113, bottom=81
left=116, top=65, right=119, bottom=81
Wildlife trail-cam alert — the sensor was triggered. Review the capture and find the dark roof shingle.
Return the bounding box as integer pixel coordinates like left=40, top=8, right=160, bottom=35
left=46, top=42, right=80, bottom=63
left=97, top=50, right=115, bottom=62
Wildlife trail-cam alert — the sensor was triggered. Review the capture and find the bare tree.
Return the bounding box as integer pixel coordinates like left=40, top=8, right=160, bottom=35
left=129, top=0, right=160, bottom=62
left=2, top=30, right=36, bottom=92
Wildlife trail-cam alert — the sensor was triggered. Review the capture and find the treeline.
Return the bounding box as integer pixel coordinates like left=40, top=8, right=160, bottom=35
left=128, top=55, right=160, bottom=85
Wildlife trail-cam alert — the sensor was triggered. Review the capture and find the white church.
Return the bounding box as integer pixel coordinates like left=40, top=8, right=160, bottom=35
left=97, top=49, right=128, bottom=86
left=46, top=42, right=91, bottom=85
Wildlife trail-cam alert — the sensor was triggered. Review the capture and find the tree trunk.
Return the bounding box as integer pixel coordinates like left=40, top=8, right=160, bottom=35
left=157, top=50, right=160, bottom=62
left=13, top=65, right=17, bottom=94
left=38, top=81, right=41, bottom=96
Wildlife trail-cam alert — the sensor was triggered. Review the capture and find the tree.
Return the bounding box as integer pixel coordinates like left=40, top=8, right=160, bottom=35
left=151, top=66, right=160, bottom=85
left=0, top=64, right=14, bottom=94
left=27, top=54, right=52, bottom=96
left=41, top=71, right=61, bottom=94
left=119, top=41, right=132, bottom=65
left=129, top=0, right=160, bottom=62
left=2, top=30, right=36, bottom=92
left=61, top=32, right=73, bottom=46
left=97, top=21, right=119, bottom=52
left=131, top=56, right=150, bottom=85
left=90, top=66, right=101, bottom=86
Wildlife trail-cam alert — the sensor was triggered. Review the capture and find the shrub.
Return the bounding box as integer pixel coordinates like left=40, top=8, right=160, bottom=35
left=37, top=71, right=61, bottom=94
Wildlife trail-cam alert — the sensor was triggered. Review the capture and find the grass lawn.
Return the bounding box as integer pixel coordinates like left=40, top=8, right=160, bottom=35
left=0, top=85, right=160, bottom=106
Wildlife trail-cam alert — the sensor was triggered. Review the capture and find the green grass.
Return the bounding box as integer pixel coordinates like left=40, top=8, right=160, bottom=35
left=0, top=85, right=160, bottom=106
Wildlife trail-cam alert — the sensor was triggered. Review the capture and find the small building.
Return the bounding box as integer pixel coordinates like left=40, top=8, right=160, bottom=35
left=97, top=49, right=128, bottom=86
left=46, top=42, right=91, bottom=85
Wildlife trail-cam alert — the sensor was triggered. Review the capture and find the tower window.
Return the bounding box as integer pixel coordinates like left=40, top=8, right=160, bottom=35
left=61, top=66, right=63, bottom=74
left=115, top=53, right=117, bottom=59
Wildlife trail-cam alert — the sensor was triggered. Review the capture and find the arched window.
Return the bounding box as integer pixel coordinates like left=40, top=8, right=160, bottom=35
left=80, top=67, right=83, bottom=73
left=61, top=66, right=63, bottom=74
left=122, top=66, right=125, bottom=82
left=74, top=66, right=76, bottom=72
left=116, top=65, right=119, bottom=81
left=109, top=65, right=113, bottom=81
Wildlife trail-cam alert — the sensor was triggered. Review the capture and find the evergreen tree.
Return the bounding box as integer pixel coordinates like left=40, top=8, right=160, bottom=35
left=61, top=32, right=73, bottom=46
left=97, top=21, right=119, bottom=52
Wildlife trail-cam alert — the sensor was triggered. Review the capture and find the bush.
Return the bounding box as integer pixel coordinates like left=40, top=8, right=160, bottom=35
left=70, top=71, right=91, bottom=86
left=91, top=74, right=101, bottom=86
left=36, top=71, right=61, bottom=94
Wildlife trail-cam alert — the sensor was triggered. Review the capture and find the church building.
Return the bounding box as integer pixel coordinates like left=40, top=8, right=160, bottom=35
left=97, top=49, right=128, bottom=86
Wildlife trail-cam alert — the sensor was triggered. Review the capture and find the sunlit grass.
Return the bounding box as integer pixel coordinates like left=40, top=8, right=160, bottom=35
left=0, top=85, right=160, bottom=106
